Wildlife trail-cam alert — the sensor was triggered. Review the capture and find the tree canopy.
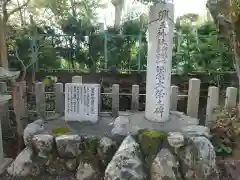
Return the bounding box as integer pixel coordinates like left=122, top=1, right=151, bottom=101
left=0, top=0, right=235, bottom=76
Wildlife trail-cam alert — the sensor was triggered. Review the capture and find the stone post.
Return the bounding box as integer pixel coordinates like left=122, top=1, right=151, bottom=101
left=225, top=87, right=237, bottom=111
left=72, top=76, right=82, bottom=83
left=145, top=1, right=174, bottom=122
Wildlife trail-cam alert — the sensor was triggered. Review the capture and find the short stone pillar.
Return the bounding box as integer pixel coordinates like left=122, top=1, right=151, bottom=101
left=145, top=1, right=174, bottom=122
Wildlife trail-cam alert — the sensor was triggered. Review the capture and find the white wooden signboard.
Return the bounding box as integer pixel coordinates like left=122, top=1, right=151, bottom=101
left=65, top=83, right=100, bottom=123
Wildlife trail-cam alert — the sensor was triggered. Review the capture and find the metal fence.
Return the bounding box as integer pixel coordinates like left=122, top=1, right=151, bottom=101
left=8, top=32, right=234, bottom=74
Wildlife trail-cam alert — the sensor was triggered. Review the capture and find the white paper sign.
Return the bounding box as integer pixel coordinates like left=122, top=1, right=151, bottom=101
left=65, top=83, right=100, bottom=123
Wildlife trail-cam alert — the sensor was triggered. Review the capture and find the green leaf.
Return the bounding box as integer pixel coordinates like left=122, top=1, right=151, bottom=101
left=220, top=143, right=233, bottom=154
left=222, top=146, right=233, bottom=154
left=215, top=147, right=223, bottom=153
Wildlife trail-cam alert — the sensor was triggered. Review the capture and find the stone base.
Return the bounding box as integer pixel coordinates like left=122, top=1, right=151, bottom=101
left=129, top=111, right=199, bottom=133
left=43, top=111, right=199, bottom=138
left=0, top=158, right=13, bottom=175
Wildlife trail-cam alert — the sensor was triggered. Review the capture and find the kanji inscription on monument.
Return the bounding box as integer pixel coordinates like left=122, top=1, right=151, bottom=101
left=145, top=1, right=174, bottom=122
left=65, top=83, right=100, bottom=123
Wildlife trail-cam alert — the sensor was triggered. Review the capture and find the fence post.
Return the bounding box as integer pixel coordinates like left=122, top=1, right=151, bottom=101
left=55, top=83, right=64, bottom=115
left=112, top=84, right=119, bottom=117
left=19, top=81, right=27, bottom=118
left=0, top=82, right=8, bottom=128
left=205, top=86, right=219, bottom=127
left=187, top=78, right=201, bottom=118
left=225, top=87, right=237, bottom=111
left=170, top=85, right=178, bottom=111
left=131, top=85, right=139, bottom=111
left=35, top=82, right=45, bottom=119
left=72, top=76, right=82, bottom=83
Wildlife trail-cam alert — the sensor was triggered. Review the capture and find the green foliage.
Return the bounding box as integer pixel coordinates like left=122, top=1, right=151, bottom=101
left=210, top=107, right=240, bottom=156
left=6, top=0, right=235, bottom=75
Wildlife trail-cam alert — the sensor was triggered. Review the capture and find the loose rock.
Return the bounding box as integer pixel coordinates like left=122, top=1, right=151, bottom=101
left=76, top=162, right=99, bottom=180
left=32, top=134, right=54, bottom=158
left=168, top=132, right=184, bottom=149
left=65, top=159, right=77, bottom=171
left=7, top=147, right=41, bottom=177
left=111, top=116, right=130, bottom=136
left=151, top=148, right=182, bottom=180
left=46, top=157, right=67, bottom=176
left=104, top=135, right=146, bottom=180
left=56, top=134, right=82, bottom=158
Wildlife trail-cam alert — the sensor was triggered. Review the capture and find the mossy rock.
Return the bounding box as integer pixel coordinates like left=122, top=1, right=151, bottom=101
left=79, top=136, right=100, bottom=168
left=138, top=129, right=167, bottom=157
left=52, top=128, right=68, bottom=135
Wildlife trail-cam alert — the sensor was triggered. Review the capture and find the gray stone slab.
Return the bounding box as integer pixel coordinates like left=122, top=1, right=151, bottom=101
left=43, top=111, right=199, bottom=138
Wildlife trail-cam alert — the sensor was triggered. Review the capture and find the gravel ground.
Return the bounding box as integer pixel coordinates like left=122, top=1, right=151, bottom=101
left=0, top=172, right=76, bottom=180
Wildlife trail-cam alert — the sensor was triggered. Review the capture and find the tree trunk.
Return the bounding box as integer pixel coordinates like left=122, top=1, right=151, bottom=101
left=0, top=18, right=8, bottom=69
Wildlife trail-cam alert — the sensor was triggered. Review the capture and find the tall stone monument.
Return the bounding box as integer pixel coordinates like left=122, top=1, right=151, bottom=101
left=145, top=1, right=174, bottom=122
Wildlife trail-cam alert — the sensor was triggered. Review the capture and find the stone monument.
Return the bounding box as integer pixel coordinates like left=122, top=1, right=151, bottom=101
left=145, top=1, right=174, bottom=122
left=128, top=0, right=199, bottom=133
left=0, top=67, right=19, bottom=174
left=64, top=83, right=100, bottom=123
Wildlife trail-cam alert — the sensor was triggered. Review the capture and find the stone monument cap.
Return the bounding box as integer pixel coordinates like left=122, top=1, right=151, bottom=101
left=0, top=67, right=20, bottom=81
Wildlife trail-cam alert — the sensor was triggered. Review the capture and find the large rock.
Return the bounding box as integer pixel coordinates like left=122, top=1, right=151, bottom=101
left=178, top=136, right=220, bottom=180
left=97, top=137, right=117, bottom=166
left=104, top=135, right=146, bottom=180
left=76, top=162, right=99, bottom=180
left=23, top=119, right=45, bottom=146
left=7, top=147, right=41, bottom=176
left=32, top=134, right=54, bottom=158
left=55, top=134, right=82, bottom=158
left=151, top=148, right=182, bottom=180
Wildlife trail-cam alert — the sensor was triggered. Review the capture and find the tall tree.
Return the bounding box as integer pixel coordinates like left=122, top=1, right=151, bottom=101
left=207, top=0, right=240, bottom=111
left=0, top=0, right=31, bottom=69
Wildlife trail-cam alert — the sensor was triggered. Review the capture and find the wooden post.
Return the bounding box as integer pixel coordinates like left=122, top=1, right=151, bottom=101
left=170, top=85, right=178, bottom=111
left=55, top=83, right=64, bottom=115
left=225, top=87, right=237, bottom=111
left=205, top=86, right=219, bottom=127
left=35, top=82, right=45, bottom=119
left=72, top=76, right=82, bottom=83
left=131, top=85, right=139, bottom=111
left=112, top=84, right=119, bottom=117
left=187, top=78, right=201, bottom=118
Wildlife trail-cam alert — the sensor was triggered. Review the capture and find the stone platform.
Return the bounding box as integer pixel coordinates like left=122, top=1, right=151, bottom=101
left=43, top=111, right=199, bottom=137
